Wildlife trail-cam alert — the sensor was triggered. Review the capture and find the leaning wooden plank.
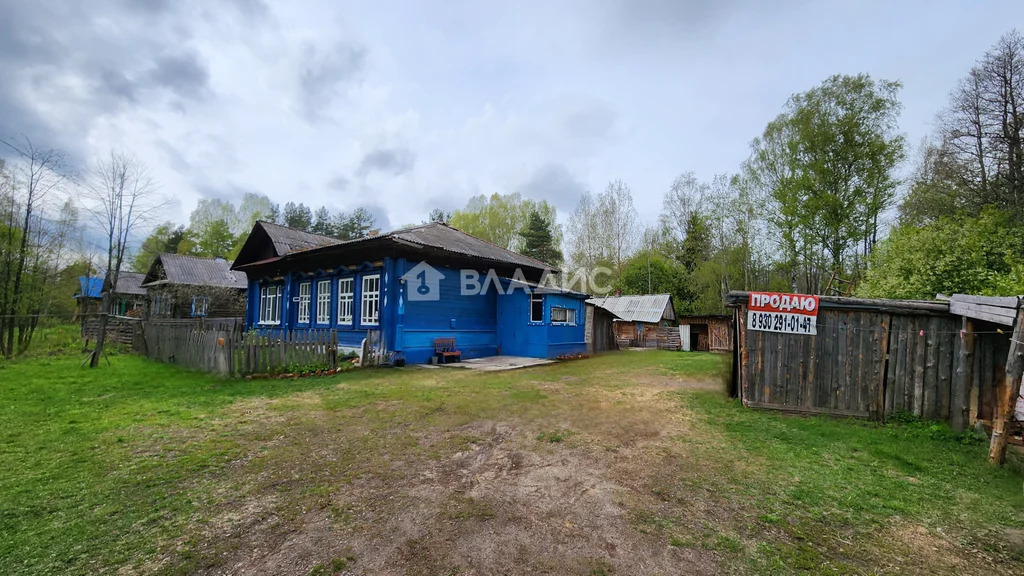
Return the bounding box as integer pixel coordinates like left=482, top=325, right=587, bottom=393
left=745, top=401, right=871, bottom=419
left=988, top=307, right=1024, bottom=466
left=949, top=301, right=1017, bottom=325
left=950, top=294, right=1021, bottom=309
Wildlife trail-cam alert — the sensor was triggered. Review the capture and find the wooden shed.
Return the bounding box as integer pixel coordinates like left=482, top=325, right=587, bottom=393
left=727, top=291, right=1020, bottom=434
left=677, top=314, right=734, bottom=352
left=586, top=294, right=676, bottom=348
left=585, top=302, right=619, bottom=354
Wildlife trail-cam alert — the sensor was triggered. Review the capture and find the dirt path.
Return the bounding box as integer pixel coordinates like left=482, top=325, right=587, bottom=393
left=183, top=372, right=725, bottom=575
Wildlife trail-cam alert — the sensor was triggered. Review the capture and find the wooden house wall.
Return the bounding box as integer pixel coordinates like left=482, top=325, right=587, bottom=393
left=585, top=304, right=618, bottom=353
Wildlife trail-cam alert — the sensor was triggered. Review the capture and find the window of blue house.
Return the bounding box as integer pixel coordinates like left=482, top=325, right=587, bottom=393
left=315, top=279, right=331, bottom=324
left=191, top=296, right=209, bottom=317
left=550, top=306, right=576, bottom=325
left=297, top=281, right=311, bottom=324
left=361, top=274, right=380, bottom=325
left=530, top=293, right=544, bottom=323
left=259, top=285, right=282, bottom=325
left=337, top=277, right=354, bottom=325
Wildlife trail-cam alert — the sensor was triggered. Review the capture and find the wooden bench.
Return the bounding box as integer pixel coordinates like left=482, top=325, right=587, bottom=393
left=434, top=338, right=462, bottom=364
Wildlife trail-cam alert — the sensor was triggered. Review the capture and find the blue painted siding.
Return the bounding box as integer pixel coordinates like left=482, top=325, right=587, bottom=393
left=244, top=258, right=587, bottom=363
left=395, top=260, right=498, bottom=364
left=495, top=288, right=587, bottom=359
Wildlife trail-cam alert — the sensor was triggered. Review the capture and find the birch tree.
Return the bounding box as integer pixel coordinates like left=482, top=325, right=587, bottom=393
left=83, top=151, right=162, bottom=367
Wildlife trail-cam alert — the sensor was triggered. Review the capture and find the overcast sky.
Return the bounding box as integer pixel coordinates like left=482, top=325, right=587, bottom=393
left=2, top=0, right=1021, bottom=233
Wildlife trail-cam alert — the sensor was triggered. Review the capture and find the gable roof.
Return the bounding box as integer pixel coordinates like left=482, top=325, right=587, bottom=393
left=233, top=220, right=341, bottom=269
left=586, top=294, right=675, bottom=323
left=259, top=220, right=341, bottom=255
left=75, top=276, right=103, bottom=299
left=143, top=253, right=248, bottom=289
left=233, top=221, right=557, bottom=273
left=108, top=271, right=147, bottom=296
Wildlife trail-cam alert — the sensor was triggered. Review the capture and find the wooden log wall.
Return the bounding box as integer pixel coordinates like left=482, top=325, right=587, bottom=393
left=82, top=316, right=143, bottom=346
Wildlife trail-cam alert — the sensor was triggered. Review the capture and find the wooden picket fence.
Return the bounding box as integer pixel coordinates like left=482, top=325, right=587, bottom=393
left=233, top=329, right=339, bottom=375
left=140, top=323, right=340, bottom=376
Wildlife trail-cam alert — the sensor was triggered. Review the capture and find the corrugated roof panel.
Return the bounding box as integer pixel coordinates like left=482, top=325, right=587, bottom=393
left=112, top=272, right=147, bottom=295
left=388, top=223, right=555, bottom=271
left=259, top=221, right=341, bottom=256
left=586, top=294, right=673, bottom=323
left=147, top=254, right=248, bottom=289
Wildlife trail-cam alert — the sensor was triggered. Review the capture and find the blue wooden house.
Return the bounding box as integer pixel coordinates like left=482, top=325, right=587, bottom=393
left=231, top=221, right=589, bottom=364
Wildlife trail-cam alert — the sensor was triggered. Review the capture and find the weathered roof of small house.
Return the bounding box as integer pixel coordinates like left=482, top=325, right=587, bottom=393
left=75, top=276, right=103, bottom=299
left=142, top=253, right=248, bottom=289
left=259, top=221, right=341, bottom=255
left=233, top=221, right=556, bottom=273
left=586, top=294, right=675, bottom=323
left=108, top=272, right=147, bottom=296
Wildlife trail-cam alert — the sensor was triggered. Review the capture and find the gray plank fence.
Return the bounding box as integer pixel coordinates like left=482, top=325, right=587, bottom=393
left=140, top=323, right=339, bottom=376
left=731, top=296, right=1010, bottom=430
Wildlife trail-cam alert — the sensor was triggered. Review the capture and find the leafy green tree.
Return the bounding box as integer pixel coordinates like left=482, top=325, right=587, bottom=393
left=194, top=219, right=235, bottom=258
left=134, top=222, right=179, bottom=272
left=743, top=73, right=906, bottom=291
left=518, top=210, right=563, bottom=266
left=860, top=208, right=1024, bottom=299
left=451, top=193, right=561, bottom=252
left=615, top=250, right=689, bottom=308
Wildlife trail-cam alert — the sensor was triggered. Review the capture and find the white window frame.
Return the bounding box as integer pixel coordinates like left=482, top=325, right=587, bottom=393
left=551, top=306, right=576, bottom=325
left=530, top=293, right=544, bottom=323
left=360, top=274, right=380, bottom=326
left=259, top=285, right=282, bottom=325
left=297, top=281, right=311, bottom=324
left=337, top=277, right=354, bottom=325
left=316, top=279, right=331, bottom=324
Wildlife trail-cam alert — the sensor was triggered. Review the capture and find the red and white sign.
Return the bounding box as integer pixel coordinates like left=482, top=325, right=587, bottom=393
left=747, top=292, right=819, bottom=335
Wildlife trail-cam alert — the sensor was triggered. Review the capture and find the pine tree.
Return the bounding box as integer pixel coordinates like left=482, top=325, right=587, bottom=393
left=310, top=206, right=334, bottom=236
left=519, top=210, right=563, bottom=267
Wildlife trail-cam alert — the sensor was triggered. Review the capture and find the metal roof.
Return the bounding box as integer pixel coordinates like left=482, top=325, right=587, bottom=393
left=258, top=220, right=341, bottom=256
left=234, top=221, right=557, bottom=273
left=386, top=222, right=555, bottom=271
left=75, top=276, right=103, bottom=299
left=586, top=294, right=675, bottom=323
left=143, top=254, right=248, bottom=289
left=110, top=272, right=147, bottom=296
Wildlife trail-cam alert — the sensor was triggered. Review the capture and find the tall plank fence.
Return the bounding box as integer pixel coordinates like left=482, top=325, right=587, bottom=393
left=140, top=322, right=340, bottom=376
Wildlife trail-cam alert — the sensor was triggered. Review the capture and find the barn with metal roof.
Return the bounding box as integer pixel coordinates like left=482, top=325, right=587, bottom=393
left=586, top=294, right=677, bottom=348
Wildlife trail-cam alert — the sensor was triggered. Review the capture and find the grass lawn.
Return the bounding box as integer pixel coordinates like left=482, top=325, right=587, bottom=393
left=1, top=344, right=1022, bottom=575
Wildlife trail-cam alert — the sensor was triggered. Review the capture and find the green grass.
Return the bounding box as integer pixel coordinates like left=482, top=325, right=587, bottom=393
left=0, top=345, right=1021, bottom=574
left=674, top=390, right=1024, bottom=571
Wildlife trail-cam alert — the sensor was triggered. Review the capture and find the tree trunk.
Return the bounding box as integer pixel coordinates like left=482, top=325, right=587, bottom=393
left=988, top=307, right=1024, bottom=466
left=90, top=295, right=110, bottom=368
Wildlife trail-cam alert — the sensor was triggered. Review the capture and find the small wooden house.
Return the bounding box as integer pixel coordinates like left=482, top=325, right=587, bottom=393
left=142, top=254, right=248, bottom=319
left=105, top=272, right=147, bottom=316
left=677, top=314, right=734, bottom=352
left=231, top=221, right=589, bottom=364
left=586, top=294, right=676, bottom=348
